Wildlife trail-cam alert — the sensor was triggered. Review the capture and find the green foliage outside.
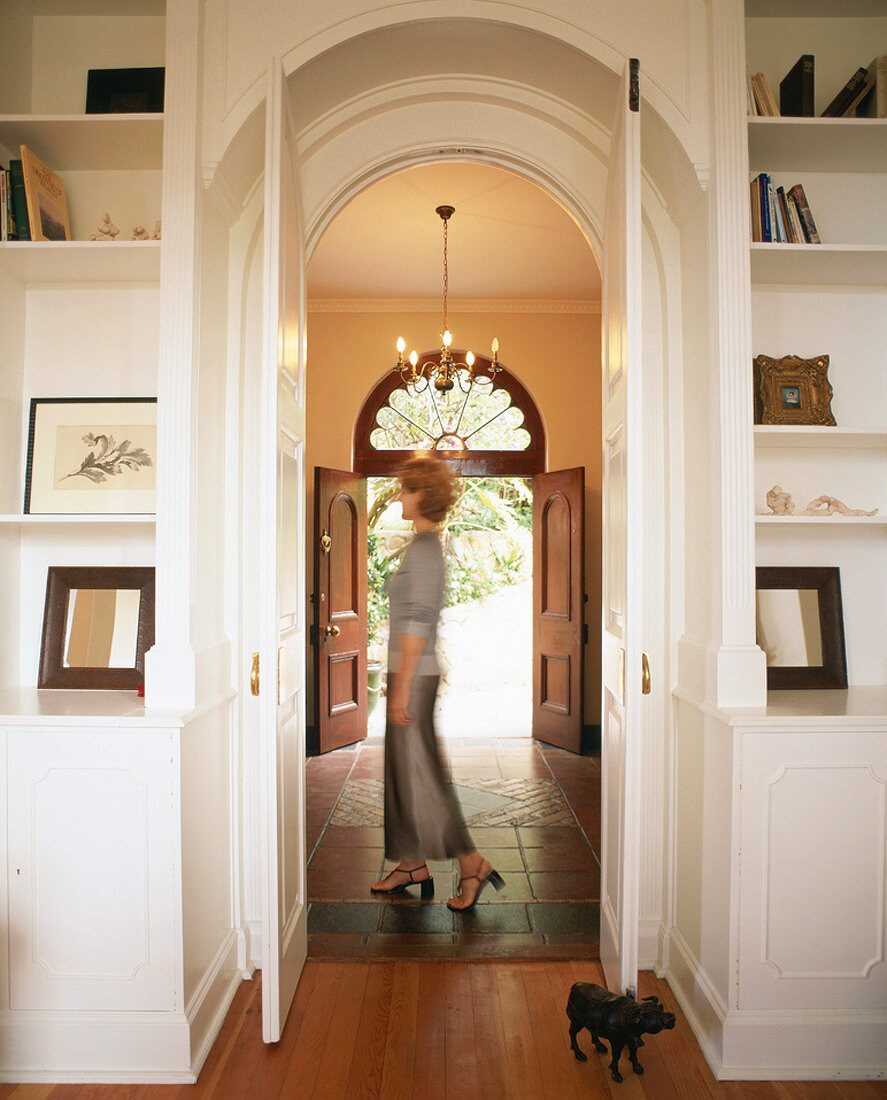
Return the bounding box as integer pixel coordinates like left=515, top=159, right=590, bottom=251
left=367, top=475, right=532, bottom=646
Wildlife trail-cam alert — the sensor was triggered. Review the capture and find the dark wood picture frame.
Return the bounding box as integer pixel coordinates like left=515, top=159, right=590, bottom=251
left=38, top=566, right=155, bottom=689
left=86, top=67, right=165, bottom=114
left=753, top=354, right=836, bottom=426
left=755, top=566, right=848, bottom=690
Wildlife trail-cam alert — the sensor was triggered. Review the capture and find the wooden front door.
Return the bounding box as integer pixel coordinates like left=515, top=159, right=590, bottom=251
left=532, top=467, right=585, bottom=753
left=313, top=467, right=368, bottom=753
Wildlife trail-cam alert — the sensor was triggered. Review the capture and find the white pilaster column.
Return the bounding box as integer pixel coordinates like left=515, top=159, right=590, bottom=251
left=707, top=0, right=767, bottom=708
left=145, top=0, right=202, bottom=708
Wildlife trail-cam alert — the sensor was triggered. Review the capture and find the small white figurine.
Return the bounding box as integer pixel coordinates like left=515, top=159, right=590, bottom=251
left=90, top=213, right=119, bottom=241
left=131, top=225, right=150, bottom=240
left=802, top=495, right=878, bottom=517
left=150, top=219, right=161, bottom=240
left=765, top=485, right=795, bottom=515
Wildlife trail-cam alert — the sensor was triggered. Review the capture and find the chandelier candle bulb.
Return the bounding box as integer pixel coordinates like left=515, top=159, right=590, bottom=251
left=466, top=351, right=475, bottom=368
left=409, top=350, right=418, bottom=367
left=442, top=329, right=453, bottom=348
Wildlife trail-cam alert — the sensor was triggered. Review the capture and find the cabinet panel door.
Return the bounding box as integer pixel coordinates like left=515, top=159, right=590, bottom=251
left=7, top=730, right=177, bottom=1011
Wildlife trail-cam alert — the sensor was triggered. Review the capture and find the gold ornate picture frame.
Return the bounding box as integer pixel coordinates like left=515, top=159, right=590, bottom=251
left=753, top=354, right=836, bottom=426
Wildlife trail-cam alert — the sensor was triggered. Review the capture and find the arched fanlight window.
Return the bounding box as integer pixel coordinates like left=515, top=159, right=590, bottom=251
left=354, top=353, right=545, bottom=476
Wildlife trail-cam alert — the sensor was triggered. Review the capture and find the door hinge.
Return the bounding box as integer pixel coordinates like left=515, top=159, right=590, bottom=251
left=309, top=624, right=317, bottom=646
left=582, top=623, right=589, bottom=644
left=629, top=58, right=640, bottom=112
left=641, top=651, right=652, bottom=695
left=250, top=652, right=260, bottom=696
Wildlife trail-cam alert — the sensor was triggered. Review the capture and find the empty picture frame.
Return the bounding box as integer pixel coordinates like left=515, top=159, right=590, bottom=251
left=38, top=567, right=155, bottom=690
left=755, top=566, right=848, bottom=690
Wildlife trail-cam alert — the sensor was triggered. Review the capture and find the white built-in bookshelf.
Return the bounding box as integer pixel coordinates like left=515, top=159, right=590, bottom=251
left=0, top=1, right=164, bottom=694
left=745, top=3, right=887, bottom=701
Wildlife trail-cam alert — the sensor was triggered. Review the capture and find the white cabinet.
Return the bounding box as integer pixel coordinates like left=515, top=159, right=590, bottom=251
left=6, top=729, right=178, bottom=1013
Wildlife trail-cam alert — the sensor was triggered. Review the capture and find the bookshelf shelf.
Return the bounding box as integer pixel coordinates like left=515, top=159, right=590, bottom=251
left=749, top=243, right=887, bottom=285
left=754, top=426, right=887, bottom=449
left=0, top=115, right=163, bottom=171
left=748, top=117, right=887, bottom=174
left=755, top=514, right=886, bottom=526
left=0, top=514, right=156, bottom=525
left=0, top=240, right=160, bottom=283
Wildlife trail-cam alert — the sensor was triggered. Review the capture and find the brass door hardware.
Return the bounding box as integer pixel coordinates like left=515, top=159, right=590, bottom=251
left=641, top=652, right=652, bottom=695
left=324, top=623, right=341, bottom=639
left=320, top=529, right=332, bottom=553
left=250, top=652, right=260, bottom=696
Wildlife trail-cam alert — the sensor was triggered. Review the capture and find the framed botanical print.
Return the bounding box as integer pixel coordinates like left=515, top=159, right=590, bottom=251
left=753, top=354, right=836, bottom=426
left=24, top=398, right=157, bottom=515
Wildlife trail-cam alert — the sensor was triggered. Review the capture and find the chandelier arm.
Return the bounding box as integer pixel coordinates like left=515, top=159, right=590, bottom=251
left=426, top=385, right=447, bottom=436
left=462, top=403, right=513, bottom=442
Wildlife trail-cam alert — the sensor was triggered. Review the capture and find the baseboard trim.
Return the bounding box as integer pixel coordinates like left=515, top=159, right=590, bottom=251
left=666, top=927, right=887, bottom=1080
left=187, top=930, right=242, bottom=1080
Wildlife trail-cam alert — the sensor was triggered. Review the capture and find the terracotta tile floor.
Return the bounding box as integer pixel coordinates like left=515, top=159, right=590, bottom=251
left=306, top=735, right=601, bottom=959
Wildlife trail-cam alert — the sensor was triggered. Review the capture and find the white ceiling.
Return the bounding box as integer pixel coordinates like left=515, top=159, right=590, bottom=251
left=306, top=163, right=601, bottom=302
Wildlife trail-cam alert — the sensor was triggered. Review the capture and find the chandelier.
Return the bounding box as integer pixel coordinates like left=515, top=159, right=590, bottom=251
left=394, top=205, right=501, bottom=393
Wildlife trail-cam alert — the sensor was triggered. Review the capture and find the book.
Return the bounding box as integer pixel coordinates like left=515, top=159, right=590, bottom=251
left=746, top=67, right=759, bottom=117
left=821, top=66, right=868, bottom=117
left=779, top=55, right=814, bottom=117
left=785, top=192, right=805, bottom=245
left=8, top=159, right=30, bottom=240
left=20, top=144, right=70, bottom=242
left=752, top=72, right=780, bottom=116
left=0, top=169, right=7, bottom=242
left=750, top=178, right=762, bottom=242
left=754, top=173, right=773, bottom=242
left=776, top=186, right=797, bottom=244
left=771, top=183, right=787, bottom=243
left=841, top=72, right=876, bottom=117
left=787, top=183, right=820, bottom=244
left=858, top=55, right=887, bottom=117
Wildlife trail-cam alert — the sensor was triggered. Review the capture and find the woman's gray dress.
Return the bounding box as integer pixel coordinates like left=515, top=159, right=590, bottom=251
left=384, top=531, right=473, bottom=861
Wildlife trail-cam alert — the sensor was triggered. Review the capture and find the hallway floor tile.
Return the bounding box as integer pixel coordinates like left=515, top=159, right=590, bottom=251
left=307, top=735, right=600, bottom=959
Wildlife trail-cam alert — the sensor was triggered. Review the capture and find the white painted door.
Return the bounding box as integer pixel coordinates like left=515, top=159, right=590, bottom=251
left=259, top=58, right=308, bottom=1042
left=600, top=58, right=643, bottom=995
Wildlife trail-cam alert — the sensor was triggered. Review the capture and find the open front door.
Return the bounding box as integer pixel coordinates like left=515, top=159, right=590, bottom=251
left=259, top=60, right=307, bottom=1042
left=600, top=58, right=643, bottom=995
left=532, top=467, right=585, bottom=753
left=313, top=468, right=368, bottom=754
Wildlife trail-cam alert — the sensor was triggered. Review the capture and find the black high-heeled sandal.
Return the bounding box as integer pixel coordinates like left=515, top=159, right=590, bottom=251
left=447, top=867, right=506, bottom=912
left=370, top=864, right=435, bottom=898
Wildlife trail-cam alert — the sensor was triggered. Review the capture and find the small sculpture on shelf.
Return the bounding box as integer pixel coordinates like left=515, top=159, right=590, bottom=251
left=150, top=219, right=161, bottom=240
left=801, top=495, right=878, bottom=518
left=765, top=484, right=878, bottom=518
left=132, top=220, right=161, bottom=241
left=765, top=485, right=795, bottom=515
left=90, top=213, right=120, bottom=241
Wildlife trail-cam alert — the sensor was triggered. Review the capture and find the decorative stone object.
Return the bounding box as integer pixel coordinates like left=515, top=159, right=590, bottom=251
left=566, top=983, right=676, bottom=1083
left=150, top=219, right=161, bottom=240
left=802, top=495, right=878, bottom=517
left=765, top=485, right=795, bottom=515
left=90, top=213, right=119, bottom=241
left=131, top=225, right=150, bottom=240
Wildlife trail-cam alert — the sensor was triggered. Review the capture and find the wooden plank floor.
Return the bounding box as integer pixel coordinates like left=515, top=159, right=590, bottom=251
left=2, top=963, right=885, bottom=1099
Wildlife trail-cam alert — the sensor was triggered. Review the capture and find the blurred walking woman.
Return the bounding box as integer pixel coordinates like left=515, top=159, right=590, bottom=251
left=370, top=456, right=506, bottom=911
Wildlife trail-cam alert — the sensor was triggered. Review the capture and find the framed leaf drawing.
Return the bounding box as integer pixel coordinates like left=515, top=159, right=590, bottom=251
left=24, top=398, right=157, bottom=515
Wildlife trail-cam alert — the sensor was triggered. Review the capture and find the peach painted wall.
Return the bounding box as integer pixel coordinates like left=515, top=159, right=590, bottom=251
left=305, top=309, right=603, bottom=730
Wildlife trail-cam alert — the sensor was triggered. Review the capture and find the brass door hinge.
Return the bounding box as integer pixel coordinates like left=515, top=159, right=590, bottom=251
left=642, top=651, right=652, bottom=695
left=250, top=652, right=260, bottom=696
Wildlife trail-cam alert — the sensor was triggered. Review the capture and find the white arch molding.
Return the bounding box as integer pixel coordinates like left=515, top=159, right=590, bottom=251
left=199, top=29, right=690, bottom=985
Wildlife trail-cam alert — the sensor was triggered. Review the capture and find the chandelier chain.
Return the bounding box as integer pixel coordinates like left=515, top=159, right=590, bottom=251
left=442, top=215, right=449, bottom=334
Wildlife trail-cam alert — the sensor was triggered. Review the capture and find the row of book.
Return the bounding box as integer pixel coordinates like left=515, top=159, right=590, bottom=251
left=1, top=146, right=70, bottom=242
left=750, top=175, right=820, bottom=245
left=747, top=55, right=886, bottom=118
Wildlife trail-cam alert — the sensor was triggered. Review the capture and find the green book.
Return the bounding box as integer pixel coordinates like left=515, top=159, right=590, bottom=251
left=9, top=159, right=30, bottom=241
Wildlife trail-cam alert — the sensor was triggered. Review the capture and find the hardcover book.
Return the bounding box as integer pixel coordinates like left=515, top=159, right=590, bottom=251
left=787, top=183, right=821, bottom=244
left=20, top=145, right=70, bottom=242
left=8, top=159, right=30, bottom=240
left=779, top=55, right=814, bottom=117
left=821, top=66, right=868, bottom=117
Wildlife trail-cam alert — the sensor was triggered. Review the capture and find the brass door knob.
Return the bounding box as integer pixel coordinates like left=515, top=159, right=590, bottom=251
left=324, top=624, right=341, bottom=638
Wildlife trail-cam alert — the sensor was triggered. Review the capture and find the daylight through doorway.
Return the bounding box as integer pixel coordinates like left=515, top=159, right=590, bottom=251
left=367, top=475, right=533, bottom=740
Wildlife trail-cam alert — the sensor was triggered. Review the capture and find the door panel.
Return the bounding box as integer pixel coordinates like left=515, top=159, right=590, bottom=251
left=314, top=468, right=368, bottom=753
left=599, top=58, right=642, bottom=996
left=532, top=467, right=585, bottom=753
left=260, top=59, right=308, bottom=1043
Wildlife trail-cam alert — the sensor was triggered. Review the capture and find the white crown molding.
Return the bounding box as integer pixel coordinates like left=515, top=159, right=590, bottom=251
left=307, top=298, right=601, bottom=314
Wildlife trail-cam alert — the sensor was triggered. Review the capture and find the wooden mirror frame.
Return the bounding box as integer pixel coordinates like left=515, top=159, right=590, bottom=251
left=755, top=566, right=848, bottom=690
left=38, top=566, right=155, bottom=689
